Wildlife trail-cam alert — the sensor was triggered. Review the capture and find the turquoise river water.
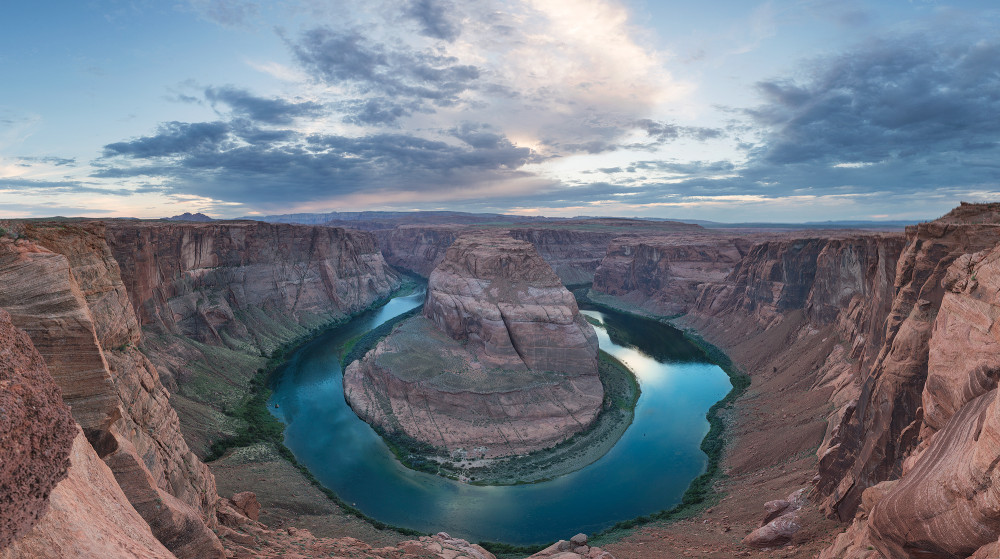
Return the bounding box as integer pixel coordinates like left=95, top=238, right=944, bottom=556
left=268, top=289, right=731, bottom=544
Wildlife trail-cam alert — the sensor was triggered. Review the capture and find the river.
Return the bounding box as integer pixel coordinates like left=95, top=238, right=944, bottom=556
left=268, top=289, right=732, bottom=544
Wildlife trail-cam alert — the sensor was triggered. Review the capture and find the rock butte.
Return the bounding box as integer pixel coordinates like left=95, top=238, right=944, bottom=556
left=14, top=204, right=1000, bottom=558
left=345, top=233, right=604, bottom=458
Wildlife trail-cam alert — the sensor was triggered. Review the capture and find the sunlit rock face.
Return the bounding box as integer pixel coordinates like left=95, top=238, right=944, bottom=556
left=345, top=233, right=604, bottom=457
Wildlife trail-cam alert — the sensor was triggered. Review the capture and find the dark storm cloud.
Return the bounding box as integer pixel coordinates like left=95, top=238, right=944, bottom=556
left=103, top=121, right=230, bottom=157
left=205, top=86, right=324, bottom=124
left=97, top=115, right=533, bottom=204
left=748, top=34, right=1000, bottom=168
left=288, top=26, right=480, bottom=104
left=404, top=0, right=461, bottom=42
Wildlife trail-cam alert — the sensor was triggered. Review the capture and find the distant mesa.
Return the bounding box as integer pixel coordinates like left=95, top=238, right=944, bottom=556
left=344, top=233, right=604, bottom=459
left=165, top=212, right=215, bottom=222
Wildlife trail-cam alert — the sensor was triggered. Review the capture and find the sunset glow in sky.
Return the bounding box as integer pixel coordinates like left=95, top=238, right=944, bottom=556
left=2, top=0, right=999, bottom=221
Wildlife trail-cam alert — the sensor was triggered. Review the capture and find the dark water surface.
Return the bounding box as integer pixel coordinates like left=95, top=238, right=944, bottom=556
left=269, top=290, right=731, bottom=544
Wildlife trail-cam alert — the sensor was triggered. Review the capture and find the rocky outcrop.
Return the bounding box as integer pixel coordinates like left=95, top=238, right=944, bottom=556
left=742, top=489, right=806, bottom=549
left=527, top=533, right=615, bottom=559
left=0, top=309, right=76, bottom=551
left=0, top=223, right=224, bottom=559
left=424, top=234, right=599, bottom=375
left=345, top=234, right=603, bottom=457
left=0, top=431, right=177, bottom=559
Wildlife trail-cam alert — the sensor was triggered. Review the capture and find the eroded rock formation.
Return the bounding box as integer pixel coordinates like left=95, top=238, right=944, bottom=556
left=345, top=234, right=603, bottom=457
left=0, top=309, right=75, bottom=552
left=0, top=222, right=225, bottom=558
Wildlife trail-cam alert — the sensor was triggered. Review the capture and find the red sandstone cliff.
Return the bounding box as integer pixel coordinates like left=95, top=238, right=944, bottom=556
left=0, top=223, right=225, bottom=558
left=0, top=309, right=75, bottom=552
left=592, top=234, right=754, bottom=316
left=375, top=219, right=702, bottom=285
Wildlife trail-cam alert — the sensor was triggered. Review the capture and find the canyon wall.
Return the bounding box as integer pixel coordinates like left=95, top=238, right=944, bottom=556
left=104, top=220, right=401, bottom=453
left=375, top=220, right=702, bottom=285
left=592, top=234, right=754, bottom=316
left=0, top=308, right=75, bottom=552
left=591, top=204, right=1000, bottom=557
left=0, top=222, right=224, bottom=558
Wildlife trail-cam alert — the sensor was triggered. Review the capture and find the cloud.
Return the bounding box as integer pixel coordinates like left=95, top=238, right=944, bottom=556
left=103, top=121, right=230, bottom=157
left=205, top=86, right=324, bottom=124
left=748, top=33, right=1000, bottom=168
left=96, top=115, right=536, bottom=207
left=403, top=0, right=461, bottom=41
left=288, top=27, right=480, bottom=104
left=187, top=0, right=258, bottom=27
left=0, top=178, right=133, bottom=196
left=16, top=156, right=77, bottom=167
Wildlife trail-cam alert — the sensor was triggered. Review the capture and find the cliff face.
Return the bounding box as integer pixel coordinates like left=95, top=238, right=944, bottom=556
left=0, top=431, right=176, bottom=559
left=423, top=234, right=599, bottom=375
left=375, top=222, right=685, bottom=285
left=104, top=221, right=400, bottom=453
left=374, top=225, right=461, bottom=278
left=345, top=234, right=603, bottom=457
left=0, top=308, right=76, bottom=552
left=844, top=235, right=1000, bottom=558
left=815, top=220, right=1000, bottom=521
left=0, top=222, right=225, bottom=558
left=592, top=235, right=752, bottom=316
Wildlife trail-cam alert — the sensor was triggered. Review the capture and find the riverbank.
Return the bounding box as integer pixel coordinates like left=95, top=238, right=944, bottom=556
left=569, top=291, right=750, bottom=547
left=206, top=279, right=427, bottom=544
left=585, top=293, right=843, bottom=558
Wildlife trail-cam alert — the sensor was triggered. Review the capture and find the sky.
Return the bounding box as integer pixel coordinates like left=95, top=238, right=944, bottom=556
left=1, top=0, right=999, bottom=222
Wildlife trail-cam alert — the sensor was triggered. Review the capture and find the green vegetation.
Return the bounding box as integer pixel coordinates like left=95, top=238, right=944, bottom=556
left=341, top=306, right=422, bottom=368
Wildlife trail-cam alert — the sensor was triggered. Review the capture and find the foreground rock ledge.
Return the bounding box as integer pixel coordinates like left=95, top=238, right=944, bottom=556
left=345, top=233, right=604, bottom=458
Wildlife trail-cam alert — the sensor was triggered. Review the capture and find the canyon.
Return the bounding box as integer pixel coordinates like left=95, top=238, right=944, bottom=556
left=5, top=203, right=1000, bottom=558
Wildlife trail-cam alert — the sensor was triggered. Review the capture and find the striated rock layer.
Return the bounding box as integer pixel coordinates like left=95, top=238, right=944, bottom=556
left=0, top=309, right=76, bottom=552
left=375, top=219, right=703, bottom=285
left=815, top=212, right=1000, bottom=522
left=346, top=234, right=603, bottom=457
left=424, top=234, right=599, bottom=375
left=0, top=222, right=224, bottom=558
left=104, top=220, right=400, bottom=454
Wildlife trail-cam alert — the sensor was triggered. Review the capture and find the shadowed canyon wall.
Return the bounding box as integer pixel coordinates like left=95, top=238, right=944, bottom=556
left=104, top=221, right=401, bottom=454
